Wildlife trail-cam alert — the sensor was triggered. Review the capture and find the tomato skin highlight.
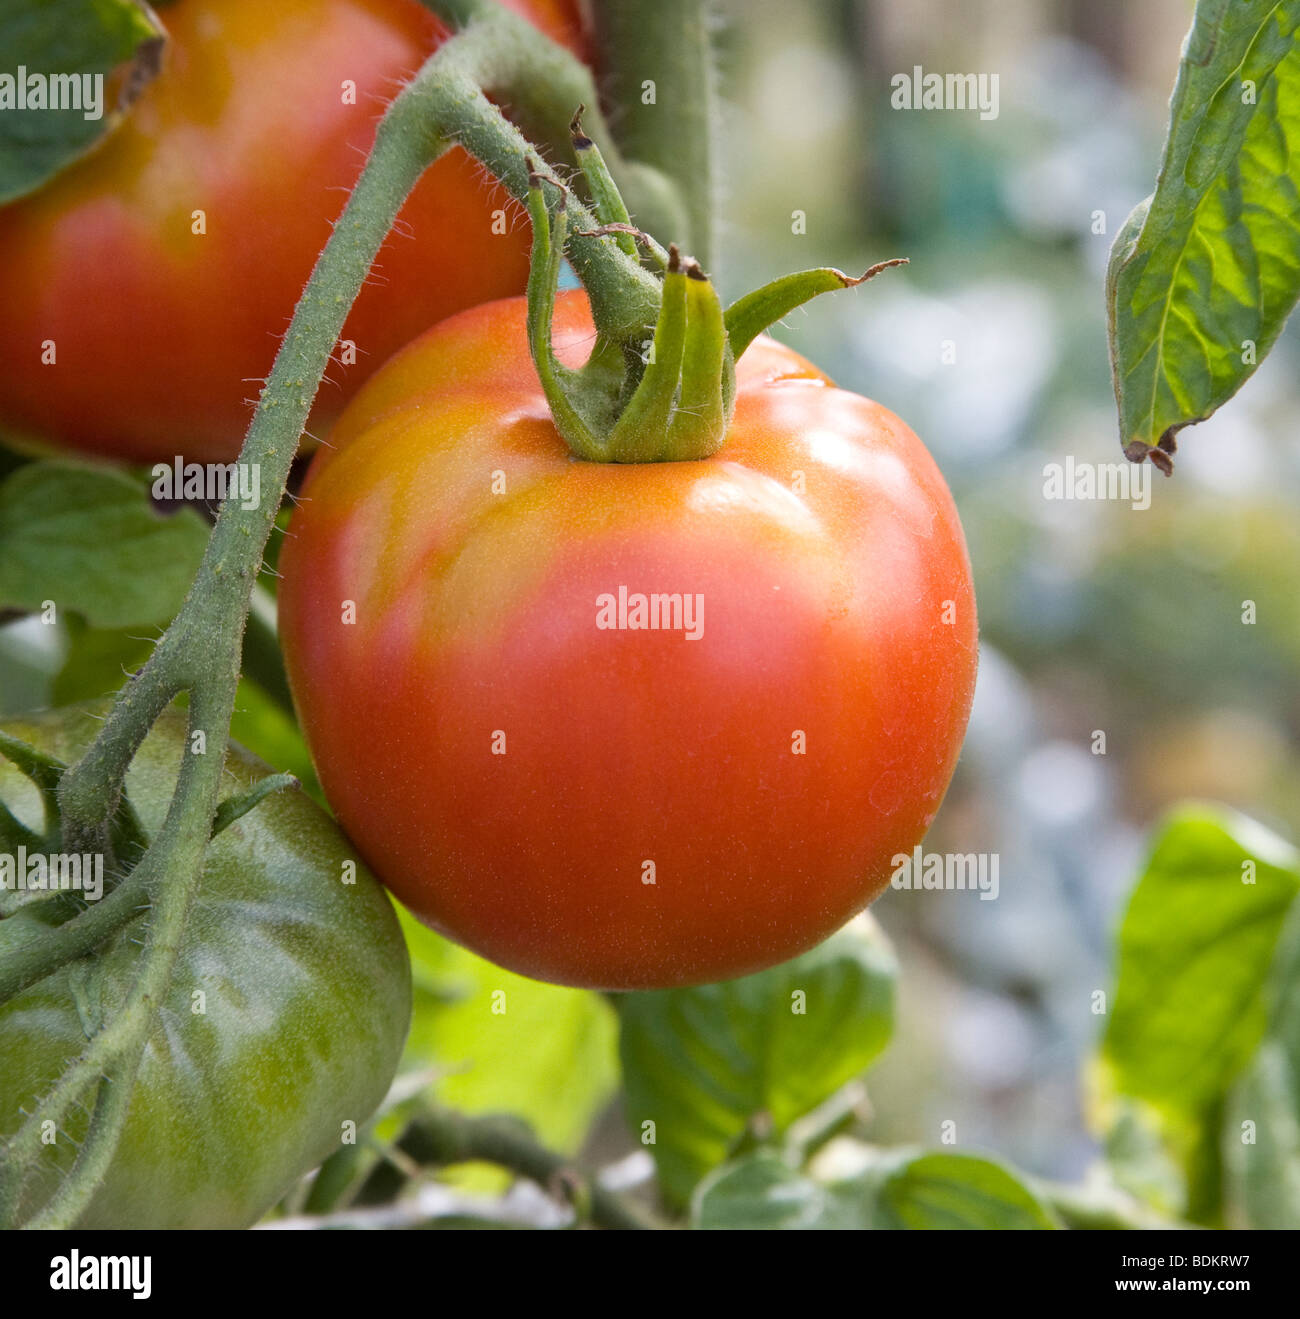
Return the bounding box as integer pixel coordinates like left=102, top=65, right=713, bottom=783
left=0, top=0, right=584, bottom=464
left=280, top=293, right=979, bottom=991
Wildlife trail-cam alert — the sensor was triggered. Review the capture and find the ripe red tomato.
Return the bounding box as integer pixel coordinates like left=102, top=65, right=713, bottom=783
left=0, top=0, right=584, bottom=464
left=279, top=292, right=978, bottom=991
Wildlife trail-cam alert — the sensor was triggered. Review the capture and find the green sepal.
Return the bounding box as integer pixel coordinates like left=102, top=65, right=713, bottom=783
left=210, top=773, right=297, bottom=840
left=724, top=260, right=909, bottom=361
left=606, top=250, right=689, bottom=462
left=525, top=173, right=607, bottom=461
left=570, top=106, right=638, bottom=260
left=524, top=135, right=907, bottom=464
left=666, top=262, right=734, bottom=459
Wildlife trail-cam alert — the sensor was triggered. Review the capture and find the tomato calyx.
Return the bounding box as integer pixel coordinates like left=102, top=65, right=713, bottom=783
left=523, top=115, right=912, bottom=464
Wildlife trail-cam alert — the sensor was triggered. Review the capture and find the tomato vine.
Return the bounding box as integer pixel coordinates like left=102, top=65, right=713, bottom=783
left=2, top=0, right=673, bottom=1229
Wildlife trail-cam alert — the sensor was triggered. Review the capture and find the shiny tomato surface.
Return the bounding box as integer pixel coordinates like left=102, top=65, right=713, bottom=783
left=0, top=0, right=583, bottom=463
left=279, top=292, right=979, bottom=990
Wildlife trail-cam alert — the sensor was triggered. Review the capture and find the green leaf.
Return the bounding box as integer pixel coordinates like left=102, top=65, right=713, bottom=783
left=1098, top=805, right=1300, bottom=1222
left=854, top=1149, right=1059, bottom=1230
left=692, top=1154, right=856, bottom=1230
left=1225, top=1042, right=1300, bottom=1227
left=1103, top=806, right=1300, bottom=1115
left=50, top=619, right=151, bottom=705
left=618, top=915, right=896, bottom=1205
left=692, top=1148, right=1057, bottom=1230
left=0, top=0, right=166, bottom=204
left=0, top=461, right=208, bottom=628
left=1224, top=903, right=1300, bottom=1227
left=1107, top=0, right=1300, bottom=459
left=400, top=910, right=619, bottom=1157
left=1099, top=1099, right=1187, bottom=1218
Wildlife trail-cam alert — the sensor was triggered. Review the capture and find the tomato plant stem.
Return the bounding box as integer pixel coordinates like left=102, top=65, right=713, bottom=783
left=423, top=0, right=689, bottom=247
left=593, top=0, right=719, bottom=272
left=0, top=865, right=148, bottom=1005
left=422, top=15, right=662, bottom=346
left=399, top=1106, right=669, bottom=1230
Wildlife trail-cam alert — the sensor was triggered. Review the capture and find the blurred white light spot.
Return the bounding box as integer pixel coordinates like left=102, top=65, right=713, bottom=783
left=754, top=46, right=852, bottom=140
left=946, top=992, right=1037, bottom=1087
left=1015, top=741, right=1103, bottom=826
left=1176, top=401, right=1273, bottom=497
left=966, top=645, right=1036, bottom=761
left=852, top=282, right=1057, bottom=459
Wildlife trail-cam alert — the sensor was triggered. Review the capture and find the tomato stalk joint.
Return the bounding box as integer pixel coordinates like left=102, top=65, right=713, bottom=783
left=523, top=120, right=910, bottom=464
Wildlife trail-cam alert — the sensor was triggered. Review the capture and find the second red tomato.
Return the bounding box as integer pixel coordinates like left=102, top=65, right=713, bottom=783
left=0, top=0, right=584, bottom=464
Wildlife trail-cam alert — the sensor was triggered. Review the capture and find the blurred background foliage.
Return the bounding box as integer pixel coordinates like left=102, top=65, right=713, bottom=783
left=709, top=0, right=1300, bottom=1184
left=1, top=0, right=1297, bottom=1218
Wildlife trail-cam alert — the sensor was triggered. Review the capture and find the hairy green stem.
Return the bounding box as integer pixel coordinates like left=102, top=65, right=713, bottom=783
left=416, top=17, right=661, bottom=346
left=24, top=1044, right=149, bottom=1230
left=422, top=0, right=688, bottom=245
left=12, top=37, right=454, bottom=1231
left=594, top=0, right=718, bottom=270
left=0, top=867, right=148, bottom=1005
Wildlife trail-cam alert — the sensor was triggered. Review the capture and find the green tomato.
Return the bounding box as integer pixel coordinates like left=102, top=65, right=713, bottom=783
left=0, top=704, right=411, bottom=1228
